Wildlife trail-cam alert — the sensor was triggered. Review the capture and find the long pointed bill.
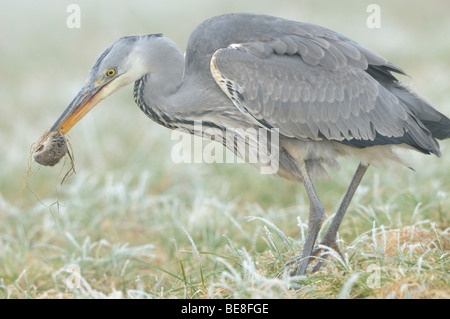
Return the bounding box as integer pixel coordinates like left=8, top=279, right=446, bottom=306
left=50, top=82, right=108, bottom=135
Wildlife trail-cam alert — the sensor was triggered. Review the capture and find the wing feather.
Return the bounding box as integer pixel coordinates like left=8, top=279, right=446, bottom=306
left=209, top=31, right=439, bottom=154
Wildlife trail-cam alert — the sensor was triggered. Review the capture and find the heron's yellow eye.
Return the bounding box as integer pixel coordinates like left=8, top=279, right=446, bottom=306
left=106, top=69, right=116, bottom=77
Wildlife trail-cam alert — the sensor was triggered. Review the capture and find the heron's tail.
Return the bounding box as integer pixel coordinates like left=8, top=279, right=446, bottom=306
left=367, top=64, right=450, bottom=140
left=389, top=82, right=450, bottom=141
left=367, top=64, right=450, bottom=157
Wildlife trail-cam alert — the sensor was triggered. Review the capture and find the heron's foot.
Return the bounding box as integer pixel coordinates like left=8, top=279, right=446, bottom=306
left=286, top=237, right=345, bottom=277
left=285, top=256, right=302, bottom=276
left=286, top=253, right=319, bottom=290
left=310, top=238, right=345, bottom=273
left=285, top=253, right=317, bottom=277
left=287, top=242, right=320, bottom=277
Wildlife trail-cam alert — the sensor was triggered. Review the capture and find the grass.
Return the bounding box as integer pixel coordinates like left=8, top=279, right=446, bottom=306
left=2, top=157, right=449, bottom=299
left=0, top=1, right=449, bottom=299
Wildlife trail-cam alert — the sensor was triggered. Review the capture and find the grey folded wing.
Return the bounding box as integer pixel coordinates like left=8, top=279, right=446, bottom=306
left=210, top=31, right=440, bottom=155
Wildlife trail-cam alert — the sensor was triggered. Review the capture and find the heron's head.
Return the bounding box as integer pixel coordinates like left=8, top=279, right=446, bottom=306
left=50, top=34, right=169, bottom=135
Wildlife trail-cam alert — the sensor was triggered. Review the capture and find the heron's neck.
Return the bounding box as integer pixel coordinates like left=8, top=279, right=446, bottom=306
left=132, top=36, right=229, bottom=131
left=133, top=36, right=186, bottom=128
left=143, top=37, right=185, bottom=97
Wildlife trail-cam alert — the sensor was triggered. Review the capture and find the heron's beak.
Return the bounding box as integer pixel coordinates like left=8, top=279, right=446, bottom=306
left=50, top=81, right=110, bottom=135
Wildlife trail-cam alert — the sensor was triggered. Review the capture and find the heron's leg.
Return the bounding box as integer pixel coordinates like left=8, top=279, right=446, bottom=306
left=295, top=162, right=326, bottom=276
left=311, top=162, right=369, bottom=272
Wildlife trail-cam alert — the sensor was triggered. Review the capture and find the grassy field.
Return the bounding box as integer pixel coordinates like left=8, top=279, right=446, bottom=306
left=0, top=1, right=449, bottom=299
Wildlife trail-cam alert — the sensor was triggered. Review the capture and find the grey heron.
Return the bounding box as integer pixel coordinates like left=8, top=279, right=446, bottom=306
left=47, top=13, right=450, bottom=276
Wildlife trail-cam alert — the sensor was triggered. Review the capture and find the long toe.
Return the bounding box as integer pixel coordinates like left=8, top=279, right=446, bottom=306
left=311, top=239, right=346, bottom=273
left=285, top=255, right=314, bottom=277
left=296, top=257, right=310, bottom=276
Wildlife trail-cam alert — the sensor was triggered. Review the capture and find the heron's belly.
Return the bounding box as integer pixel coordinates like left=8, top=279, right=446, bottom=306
left=279, top=136, right=413, bottom=181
